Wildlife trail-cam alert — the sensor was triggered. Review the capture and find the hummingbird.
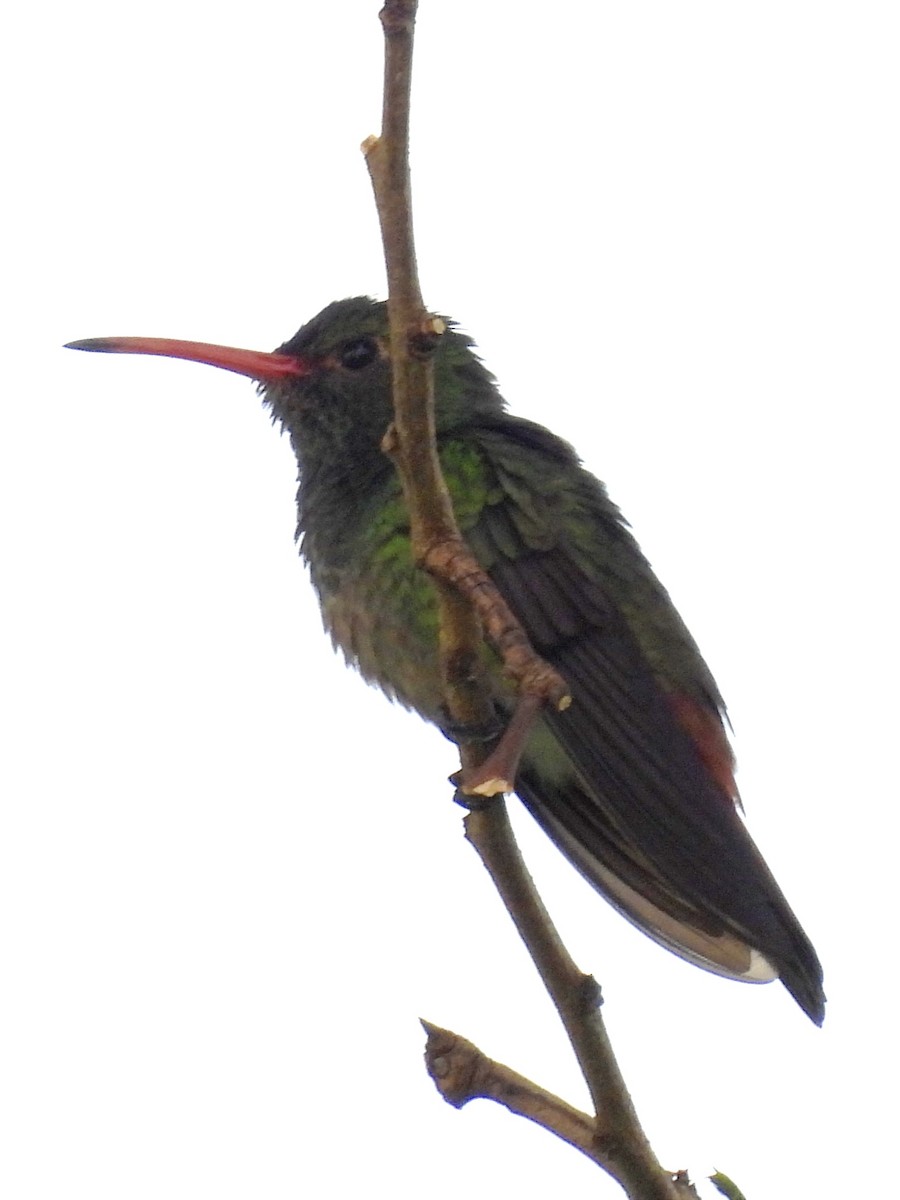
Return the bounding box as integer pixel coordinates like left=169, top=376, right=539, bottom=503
left=67, top=297, right=825, bottom=1023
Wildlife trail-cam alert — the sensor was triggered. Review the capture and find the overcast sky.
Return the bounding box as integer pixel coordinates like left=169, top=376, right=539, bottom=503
left=3, top=3, right=898, bottom=1197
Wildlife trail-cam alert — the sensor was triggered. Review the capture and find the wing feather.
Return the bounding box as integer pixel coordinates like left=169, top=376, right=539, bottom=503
left=467, top=418, right=825, bottom=1022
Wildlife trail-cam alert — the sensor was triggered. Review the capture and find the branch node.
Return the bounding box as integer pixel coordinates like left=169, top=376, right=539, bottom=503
left=380, top=0, right=417, bottom=37
left=408, top=315, right=446, bottom=358
left=578, top=974, right=604, bottom=1012
left=380, top=421, right=400, bottom=457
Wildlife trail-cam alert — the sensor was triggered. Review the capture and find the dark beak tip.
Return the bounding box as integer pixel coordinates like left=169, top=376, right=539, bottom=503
left=65, top=338, right=113, bottom=353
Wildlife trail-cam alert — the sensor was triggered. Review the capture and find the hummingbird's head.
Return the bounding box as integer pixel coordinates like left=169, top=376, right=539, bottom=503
left=65, top=296, right=502, bottom=473
left=263, top=297, right=395, bottom=463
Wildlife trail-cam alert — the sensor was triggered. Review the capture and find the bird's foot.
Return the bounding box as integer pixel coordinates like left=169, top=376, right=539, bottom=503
left=437, top=703, right=505, bottom=746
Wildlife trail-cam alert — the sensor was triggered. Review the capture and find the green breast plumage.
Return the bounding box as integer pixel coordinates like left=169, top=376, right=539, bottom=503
left=302, top=420, right=722, bottom=723
left=305, top=438, right=499, bottom=720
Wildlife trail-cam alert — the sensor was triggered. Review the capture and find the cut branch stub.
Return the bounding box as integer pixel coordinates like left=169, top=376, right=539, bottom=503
left=421, top=1021, right=483, bottom=1109
left=421, top=1020, right=611, bottom=1164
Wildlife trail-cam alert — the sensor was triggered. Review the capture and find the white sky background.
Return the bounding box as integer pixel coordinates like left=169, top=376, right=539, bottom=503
left=3, top=3, right=898, bottom=1196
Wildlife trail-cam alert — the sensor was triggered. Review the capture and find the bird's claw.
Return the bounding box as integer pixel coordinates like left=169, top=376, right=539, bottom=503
left=437, top=703, right=505, bottom=746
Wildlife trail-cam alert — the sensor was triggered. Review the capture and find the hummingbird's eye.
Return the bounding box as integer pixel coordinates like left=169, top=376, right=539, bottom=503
left=338, top=337, right=379, bottom=371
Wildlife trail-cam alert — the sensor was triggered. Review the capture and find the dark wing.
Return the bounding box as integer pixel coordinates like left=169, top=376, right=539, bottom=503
left=467, top=417, right=825, bottom=1023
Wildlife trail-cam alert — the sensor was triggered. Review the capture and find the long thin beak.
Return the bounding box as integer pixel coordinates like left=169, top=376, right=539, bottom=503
left=64, top=336, right=311, bottom=383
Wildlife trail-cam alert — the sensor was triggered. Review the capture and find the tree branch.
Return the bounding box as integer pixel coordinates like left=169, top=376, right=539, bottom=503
left=422, top=1021, right=699, bottom=1199
left=363, top=4, right=692, bottom=1198
left=463, top=800, right=697, bottom=1200
left=363, top=0, right=568, bottom=764
left=422, top=1020, right=599, bottom=1160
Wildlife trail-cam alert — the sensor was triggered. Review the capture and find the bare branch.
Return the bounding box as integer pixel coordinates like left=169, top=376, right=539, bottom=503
left=464, top=800, right=688, bottom=1200
left=422, top=1020, right=698, bottom=1200
left=363, top=1, right=568, bottom=747
left=363, top=5, right=694, bottom=1198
